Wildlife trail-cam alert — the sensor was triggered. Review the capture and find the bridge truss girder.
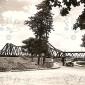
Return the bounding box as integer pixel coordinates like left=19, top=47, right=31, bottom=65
left=0, top=43, right=85, bottom=60
left=47, top=43, right=63, bottom=58
left=63, top=52, right=85, bottom=60
left=0, top=43, right=29, bottom=57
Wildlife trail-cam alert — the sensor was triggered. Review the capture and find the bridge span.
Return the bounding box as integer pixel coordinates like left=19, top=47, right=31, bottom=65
left=0, top=43, right=85, bottom=60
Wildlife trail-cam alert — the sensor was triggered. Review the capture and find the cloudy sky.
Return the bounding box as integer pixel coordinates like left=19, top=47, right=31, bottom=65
left=0, top=0, right=85, bottom=51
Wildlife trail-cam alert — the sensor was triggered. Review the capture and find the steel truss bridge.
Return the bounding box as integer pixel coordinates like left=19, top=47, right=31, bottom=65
left=0, top=43, right=29, bottom=57
left=0, top=43, right=85, bottom=60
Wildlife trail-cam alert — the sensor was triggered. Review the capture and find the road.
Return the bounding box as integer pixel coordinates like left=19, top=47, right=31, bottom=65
left=0, top=66, right=85, bottom=85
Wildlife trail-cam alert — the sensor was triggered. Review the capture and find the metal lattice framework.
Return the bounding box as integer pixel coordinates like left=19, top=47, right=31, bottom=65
left=63, top=52, right=85, bottom=60
left=47, top=43, right=63, bottom=58
left=0, top=43, right=29, bottom=57
left=0, top=43, right=63, bottom=57
left=0, top=43, right=85, bottom=60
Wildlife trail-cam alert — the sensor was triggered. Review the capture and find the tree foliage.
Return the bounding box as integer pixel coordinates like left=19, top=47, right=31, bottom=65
left=49, top=0, right=81, bottom=16
left=25, top=0, right=53, bottom=40
left=81, top=34, right=85, bottom=47
left=22, top=37, right=52, bottom=64
left=22, top=37, right=49, bottom=56
left=22, top=37, right=36, bottom=55
left=73, top=9, right=85, bottom=30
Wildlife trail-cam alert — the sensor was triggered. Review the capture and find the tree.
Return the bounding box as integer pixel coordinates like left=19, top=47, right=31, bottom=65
left=25, top=0, right=53, bottom=65
left=25, top=0, right=53, bottom=40
left=22, top=37, right=50, bottom=64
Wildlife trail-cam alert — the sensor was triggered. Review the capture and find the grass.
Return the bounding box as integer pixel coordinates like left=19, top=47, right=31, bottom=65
left=0, top=57, right=54, bottom=72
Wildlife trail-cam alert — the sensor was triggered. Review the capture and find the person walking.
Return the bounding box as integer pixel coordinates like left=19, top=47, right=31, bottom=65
left=61, top=56, right=66, bottom=66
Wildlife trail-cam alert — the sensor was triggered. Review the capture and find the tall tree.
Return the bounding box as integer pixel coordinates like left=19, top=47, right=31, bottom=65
left=25, top=0, right=53, bottom=65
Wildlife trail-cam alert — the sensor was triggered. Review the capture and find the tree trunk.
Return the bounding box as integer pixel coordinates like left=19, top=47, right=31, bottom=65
left=43, top=56, right=46, bottom=65
left=38, top=56, right=40, bottom=65
left=31, top=54, right=34, bottom=62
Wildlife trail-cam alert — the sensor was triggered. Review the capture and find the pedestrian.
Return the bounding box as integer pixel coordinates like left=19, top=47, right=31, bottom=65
left=61, top=56, right=66, bottom=66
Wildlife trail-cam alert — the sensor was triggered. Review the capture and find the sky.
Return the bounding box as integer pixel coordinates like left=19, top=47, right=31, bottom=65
left=0, top=0, right=85, bottom=51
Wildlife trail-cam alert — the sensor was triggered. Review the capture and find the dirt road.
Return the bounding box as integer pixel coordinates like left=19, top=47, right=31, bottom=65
left=0, top=67, right=85, bottom=85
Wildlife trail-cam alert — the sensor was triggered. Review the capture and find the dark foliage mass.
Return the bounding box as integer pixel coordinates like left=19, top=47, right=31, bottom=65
left=25, top=0, right=53, bottom=40
left=22, top=37, right=49, bottom=56
left=73, top=9, right=85, bottom=30
left=81, top=34, right=85, bottom=47
left=22, top=37, right=52, bottom=64
left=60, top=7, right=69, bottom=16
left=50, top=0, right=81, bottom=16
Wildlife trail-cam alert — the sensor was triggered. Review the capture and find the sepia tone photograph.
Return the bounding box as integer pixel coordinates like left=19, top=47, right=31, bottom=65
left=0, top=0, right=85, bottom=85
